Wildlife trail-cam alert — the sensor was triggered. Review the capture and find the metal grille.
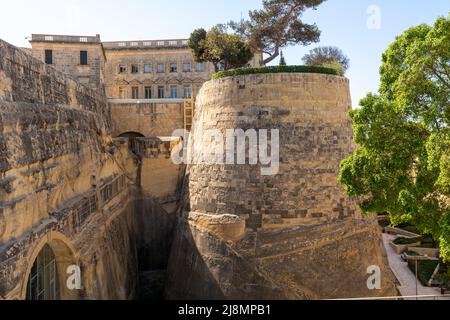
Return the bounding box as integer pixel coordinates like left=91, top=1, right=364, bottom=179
left=26, top=244, right=60, bottom=300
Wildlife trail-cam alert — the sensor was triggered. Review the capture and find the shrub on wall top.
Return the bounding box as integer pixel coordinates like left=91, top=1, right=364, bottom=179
left=212, top=65, right=340, bottom=79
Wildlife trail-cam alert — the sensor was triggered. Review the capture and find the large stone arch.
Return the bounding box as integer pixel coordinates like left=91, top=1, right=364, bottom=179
left=20, top=231, right=80, bottom=300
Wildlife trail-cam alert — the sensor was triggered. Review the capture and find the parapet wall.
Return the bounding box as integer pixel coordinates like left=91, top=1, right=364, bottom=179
left=0, top=40, right=109, bottom=117
left=110, top=102, right=184, bottom=137
left=0, top=40, right=138, bottom=299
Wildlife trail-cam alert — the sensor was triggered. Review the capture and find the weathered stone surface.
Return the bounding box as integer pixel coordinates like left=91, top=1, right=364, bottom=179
left=2, top=37, right=397, bottom=300
left=166, top=73, right=397, bottom=299
left=110, top=102, right=184, bottom=138
left=30, top=35, right=105, bottom=91
left=0, top=39, right=140, bottom=300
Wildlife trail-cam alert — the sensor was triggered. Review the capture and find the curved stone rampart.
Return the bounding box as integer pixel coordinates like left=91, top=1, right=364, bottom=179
left=166, top=73, right=397, bottom=299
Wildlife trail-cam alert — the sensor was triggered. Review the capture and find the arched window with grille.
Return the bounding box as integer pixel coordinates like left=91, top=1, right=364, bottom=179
left=26, top=244, right=60, bottom=300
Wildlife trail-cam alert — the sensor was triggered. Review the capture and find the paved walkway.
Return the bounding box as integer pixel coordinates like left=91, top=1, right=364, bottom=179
left=382, top=233, right=449, bottom=300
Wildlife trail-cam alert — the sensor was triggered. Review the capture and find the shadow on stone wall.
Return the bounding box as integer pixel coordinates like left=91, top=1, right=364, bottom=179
left=163, top=178, right=289, bottom=300
left=134, top=197, right=177, bottom=299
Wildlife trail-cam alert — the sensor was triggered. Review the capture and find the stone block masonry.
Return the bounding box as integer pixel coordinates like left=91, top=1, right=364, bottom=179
left=110, top=102, right=184, bottom=138
left=186, top=73, right=359, bottom=229
left=1, top=36, right=397, bottom=300
left=165, top=73, right=397, bottom=300
left=0, top=39, right=139, bottom=299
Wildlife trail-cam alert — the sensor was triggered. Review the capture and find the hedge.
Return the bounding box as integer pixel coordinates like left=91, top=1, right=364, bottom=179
left=407, top=259, right=439, bottom=286
left=393, top=237, right=422, bottom=245
left=212, top=65, right=340, bottom=79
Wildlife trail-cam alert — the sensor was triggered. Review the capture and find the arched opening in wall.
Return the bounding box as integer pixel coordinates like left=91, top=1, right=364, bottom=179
left=23, top=233, right=79, bottom=301
left=117, top=132, right=146, bottom=157
left=117, top=131, right=145, bottom=138
left=26, top=244, right=60, bottom=300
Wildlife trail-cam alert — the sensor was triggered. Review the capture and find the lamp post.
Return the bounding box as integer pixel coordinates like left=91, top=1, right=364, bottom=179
left=406, top=254, right=439, bottom=300
left=415, top=260, right=418, bottom=300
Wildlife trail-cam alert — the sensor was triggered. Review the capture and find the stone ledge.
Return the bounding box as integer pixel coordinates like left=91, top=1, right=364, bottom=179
left=188, top=211, right=246, bottom=242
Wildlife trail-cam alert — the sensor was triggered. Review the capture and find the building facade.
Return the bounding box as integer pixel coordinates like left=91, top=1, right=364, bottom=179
left=30, top=34, right=263, bottom=100
left=30, top=34, right=106, bottom=91
left=29, top=34, right=262, bottom=138
left=103, top=39, right=214, bottom=100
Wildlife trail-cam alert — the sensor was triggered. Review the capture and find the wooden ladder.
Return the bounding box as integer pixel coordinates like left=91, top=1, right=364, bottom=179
left=184, top=98, right=194, bottom=132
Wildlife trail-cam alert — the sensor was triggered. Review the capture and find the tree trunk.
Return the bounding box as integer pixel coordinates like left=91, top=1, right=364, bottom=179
left=262, top=47, right=280, bottom=65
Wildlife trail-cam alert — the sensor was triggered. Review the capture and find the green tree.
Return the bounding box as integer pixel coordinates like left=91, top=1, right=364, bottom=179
left=279, top=51, right=287, bottom=66
left=302, top=46, right=350, bottom=75
left=230, top=0, right=326, bottom=65
left=188, top=25, right=254, bottom=72
left=188, top=28, right=208, bottom=63
left=338, top=15, right=450, bottom=261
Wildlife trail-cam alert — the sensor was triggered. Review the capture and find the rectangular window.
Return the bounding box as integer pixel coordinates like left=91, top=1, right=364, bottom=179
left=196, top=62, right=205, bottom=72
left=144, top=64, right=152, bottom=73
left=145, top=87, right=152, bottom=99
left=170, top=85, right=178, bottom=98
left=132, top=87, right=139, bottom=99
left=183, top=85, right=191, bottom=98
left=158, top=86, right=165, bottom=98
left=157, top=63, right=165, bottom=73
left=119, top=65, right=127, bottom=74
left=131, top=64, right=139, bottom=73
left=119, top=87, right=126, bottom=99
left=170, top=63, right=178, bottom=73
left=80, top=51, right=88, bottom=65
left=183, top=63, right=191, bottom=72
left=45, top=49, right=53, bottom=65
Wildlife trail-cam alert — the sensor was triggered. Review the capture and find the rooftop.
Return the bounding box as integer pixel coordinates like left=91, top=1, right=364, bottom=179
left=102, top=39, right=189, bottom=50
left=30, top=34, right=101, bottom=44
left=29, top=34, right=190, bottom=50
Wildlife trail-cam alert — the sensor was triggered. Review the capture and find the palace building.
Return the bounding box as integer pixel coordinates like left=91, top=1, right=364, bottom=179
left=29, top=34, right=262, bottom=100
left=28, top=34, right=262, bottom=137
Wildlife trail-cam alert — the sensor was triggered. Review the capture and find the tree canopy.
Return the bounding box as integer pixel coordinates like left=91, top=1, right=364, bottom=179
left=188, top=25, right=254, bottom=72
left=338, top=15, right=450, bottom=261
left=302, top=46, right=350, bottom=75
left=230, top=0, right=326, bottom=65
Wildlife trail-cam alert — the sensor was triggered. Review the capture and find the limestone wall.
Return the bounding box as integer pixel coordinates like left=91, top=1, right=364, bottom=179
left=166, top=73, right=397, bottom=300
left=186, top=73, right=360, bottom=229
left=0, top=39, right=139, bottom=300
left=30, top=41, right=105, bottom=91
left=104, top=48, right=213, bottom=100
left=110, top=102, right=184, bottom=137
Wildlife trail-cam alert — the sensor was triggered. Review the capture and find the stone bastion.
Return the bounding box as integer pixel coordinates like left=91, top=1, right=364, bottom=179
left=165, top=72, right=397, bottom=300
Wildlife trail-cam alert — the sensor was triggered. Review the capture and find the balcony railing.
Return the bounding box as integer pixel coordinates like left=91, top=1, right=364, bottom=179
left=31, top=34, right=101, bottom=44
left=102, top=39, right=189, bottom=50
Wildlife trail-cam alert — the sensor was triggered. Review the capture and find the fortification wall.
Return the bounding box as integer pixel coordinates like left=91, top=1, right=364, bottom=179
left=166, top=73, right=397, bottom=299
left=110, top=102, right=184, bottom=137
left=0, top=40, right=139, bottom=300
left=185, top=73, right=360, bottom=228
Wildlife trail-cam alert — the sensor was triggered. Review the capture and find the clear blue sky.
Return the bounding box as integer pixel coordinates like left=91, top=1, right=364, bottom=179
left=0, top=0, right=448, bottom=107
